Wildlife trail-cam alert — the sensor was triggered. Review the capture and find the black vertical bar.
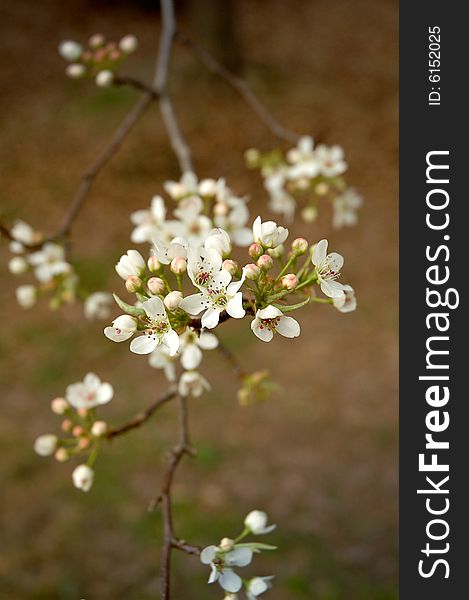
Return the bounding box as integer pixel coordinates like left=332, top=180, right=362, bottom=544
left=400, top=2, right=467, bottom=597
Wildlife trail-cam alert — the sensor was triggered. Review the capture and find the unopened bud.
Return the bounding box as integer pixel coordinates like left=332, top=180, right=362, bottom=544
left=245, top=263, right=261, bottom=280
left=170, top=256, right=187, bottom=275
left=66, top=63, right=86, bottom=79
left=54, top=448, right=69, bottom=462
left=301, top=206, right=318, bottom=223
left=119, top=34, right=138, bottom=54
left=78, top=437, right=91, bottom=450
left=257, top=254, right=273, bottom=271
left=77, top=408, right=88, bottom=418
left=89, top=33, right=105, bottom=49
left=219, top=537, right=235, bottom=551
left=164, top=291, right=183, bottom=311
left=59, top=40, right=83, bottom=62
left=8, top=256, right=28, bottom=275
left=248, top=243, right=263, bottom=260
left=72, top=425, right=84, bottom=438
left=147, top=255, right=161, bottom=273
left=291, top=238, right=308, bottom=255
left=51, top=397, right=69, bottom=415
left=213, top=201, right=229, bottom=216
left=147, top=277, right=166, bottom=295
left=222, top=259, right=238, bottom=275
left=281, top=274, right=299, bottom=290
left=315, top=182, right=330, bottom=196
left=125, top=275, right=142, bottom=293
left=91, top=421, right=108, bottom=437
left=96, top=69, right=114, bottom=88
left=61, top=419, right=73, bottom=433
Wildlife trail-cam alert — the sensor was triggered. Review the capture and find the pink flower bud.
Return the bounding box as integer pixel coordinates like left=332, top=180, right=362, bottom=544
left=257, top=254, right=273, bottom=271
left=164, top=291, right=183, bottom=311
left=61, top=419, right=73, bottom=433
left=89, top=33, right=105, bottom=49
left=170, top=256, right=187, bottom=275
left=249, top=243, right=263, bottom=260
left=222, top=259, right=238, bottom=275
left=77, top=408, right=88, bottom=418
left=214, top=202, right=229, bottom=216
left=147, top=277, right=166, bottom=295
left=91, top=421, right=108, bottom=437
left=72, top=425, right=84, bottom=438
left=125, top=275, right=142, bottom=293
left=78, top=437, right=91, bottom=450
left=55, top=448, right=69, bottom=462
left=291, top=238, right=308, bottom=255
left=245, top=263, right=261, bottom=280
left=281, top=274, right=299, bottom=290
left=147, top=255, right=161, bottom=273
left=51, top=397, right=68, bottom=415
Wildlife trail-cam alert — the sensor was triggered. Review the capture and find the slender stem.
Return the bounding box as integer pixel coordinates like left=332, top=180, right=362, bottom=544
left=176, top=32, right=301, bottom=144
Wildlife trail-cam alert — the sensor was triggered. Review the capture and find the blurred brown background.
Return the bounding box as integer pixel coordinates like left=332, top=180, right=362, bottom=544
left=0, top=0, right=398, bottom=598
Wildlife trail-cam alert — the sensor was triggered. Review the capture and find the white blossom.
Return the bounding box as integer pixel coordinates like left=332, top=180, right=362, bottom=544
left=244, top=510, right=276, bottom=535
left=252, top=216, right=288, bottom=249
left=119, top=34, right=138, bottom=54
left=332, top=188, right=363, bottom=229
left=174, top=196, right=212, bottom=246
left=66, top=373, right=114, bottom=409
left=251, top=306, right=300, bottom=342
left=204, top=228, right=232, bottom=257
left=72, top=464, right=94, bottom=492
left=66, top=63, right=86, bottom=79
left=333, top=284, right=357, bottom=313
left=152, top=237, right=187, bottom=265
left=315, top=144, right=347, bottom=177
left=246, top=577, right=274, bottom=599
left=311, top=239, right=345, bottom=299
left=200, top=545, right=253, bottom=593
left=179, top=329, right=218, bottom=370
left=16, top=284, right=37, bottom=308
left=178, top=371, right=211, bottom=397
left=95, top=70, right=114, bottom=88
left=104, top=314, right=138, bottom=342
left=58, top=40, right=83, bottom=61
left=115, top=249, right=146, bottom=280
left=129, top=296, right=179, bottom=356
left=8, top=256, right=28, bottom=275
left=84, top=292, right=113, bottom=320
left=130, top=196, right=183, bottom=244
left=213, top=196, right=253, bottom=246
left=28, top=243, right=71, bottom=283
left=164, top=171, right=199, bottom=200
left=34, top=434, right=58, bottom=457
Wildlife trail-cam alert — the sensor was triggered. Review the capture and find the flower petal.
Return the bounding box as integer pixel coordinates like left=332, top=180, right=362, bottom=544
left=96, top=382, right=114, bottom=405
left=197, top=332, right=219, bottom=350
left=226, top=293, right=245, bottom=319
left=142, top=296, right=166, bottom=320
left=162, top=329, right=180, bottom=356
left=276, top=316, right=300, bottom=338
left=219, top=570, right=243, bottom=593
left=200, top=545, right=218, bottom=565
left=201, top=308, right=221, bottom=329
left=130, top=335, right=159, bottom=355
left=225, top=547, right=253, bottom=567
left=104, top=326, right=134, bottom=342
left=179, top=293, right=208, bottom=315
left=312, top=239, right=328, bottom=266
left=181, top=345, right=202, bottom=370
left=320, top=279, right=345, bottom=299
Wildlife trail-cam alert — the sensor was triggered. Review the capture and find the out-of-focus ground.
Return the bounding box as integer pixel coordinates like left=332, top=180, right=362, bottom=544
left=0, top=0, right=398, bottom=598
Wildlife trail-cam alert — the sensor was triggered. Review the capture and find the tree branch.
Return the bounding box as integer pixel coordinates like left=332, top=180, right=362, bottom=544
left=175, top=32, right=301, bottom=144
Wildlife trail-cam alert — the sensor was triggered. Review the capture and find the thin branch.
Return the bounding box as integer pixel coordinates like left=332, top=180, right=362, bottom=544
left=106, top=387, right=177, bottom=439
left=154, top=0, right=194, bottom=174
left=176, top=32, right=301, bottom=144
left=160, top=393, right=195, bottom=600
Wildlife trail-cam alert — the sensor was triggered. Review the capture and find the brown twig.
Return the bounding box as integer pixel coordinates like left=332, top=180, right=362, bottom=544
left=175, top=31, right=301, bottom=144
left=106, top=387, right=177, bottom=439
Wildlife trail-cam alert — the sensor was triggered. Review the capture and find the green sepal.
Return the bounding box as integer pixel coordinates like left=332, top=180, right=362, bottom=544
left=274, top=297, right=310, bottom=312
left=113, top=293, right=146, bottom=318
left=235, top=542, right=277, bottom=552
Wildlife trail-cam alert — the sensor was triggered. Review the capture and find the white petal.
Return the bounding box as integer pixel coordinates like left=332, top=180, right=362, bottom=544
left=251, top=319, right=274, bottom=342
left=327, top=252, right=344, bottom=272
left=104, top=326, right=134, bottom=342
left=179, top=293, right=208, bottom=315
left=181, top=345, right=202, bottom=370
left=252, top=216, right=262, bottom=243
left=130, top=335, right=159, bottom=355
left=219, top=570, right=243, bottom=593
left=197, top=332, right=219, bottom=350
left=84, top=372, right=101, bottom=392
left=257, top=305, right=283, bottom=320
left=201, top=308, right=221, bottom=329
left=200, top=545, right=218, bottom=565
left=276, top=316, right=300, bottom=338
left=143, top=296, right=166, bottom=320
left=96, top=382, right=114, bottom=405
left=312, top=239, right=328, bottom=266
left=226, top=547, right=253, bottom=567
left=226, top=293, right=245, bottom=319
left=320, top=279, right=345, bottom=299
left=162, top=330, right=180, bottom=356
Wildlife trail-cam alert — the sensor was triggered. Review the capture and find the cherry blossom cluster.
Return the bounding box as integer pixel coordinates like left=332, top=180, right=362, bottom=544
left=7, top=220, right=78, bottom=309
left=58, top=33, right=138, bottom=87
left=246, top=136, right=363, bottom=228
left=34, top=373, right=114, bottom=492
left=201, top=510, right=276, bottom=598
